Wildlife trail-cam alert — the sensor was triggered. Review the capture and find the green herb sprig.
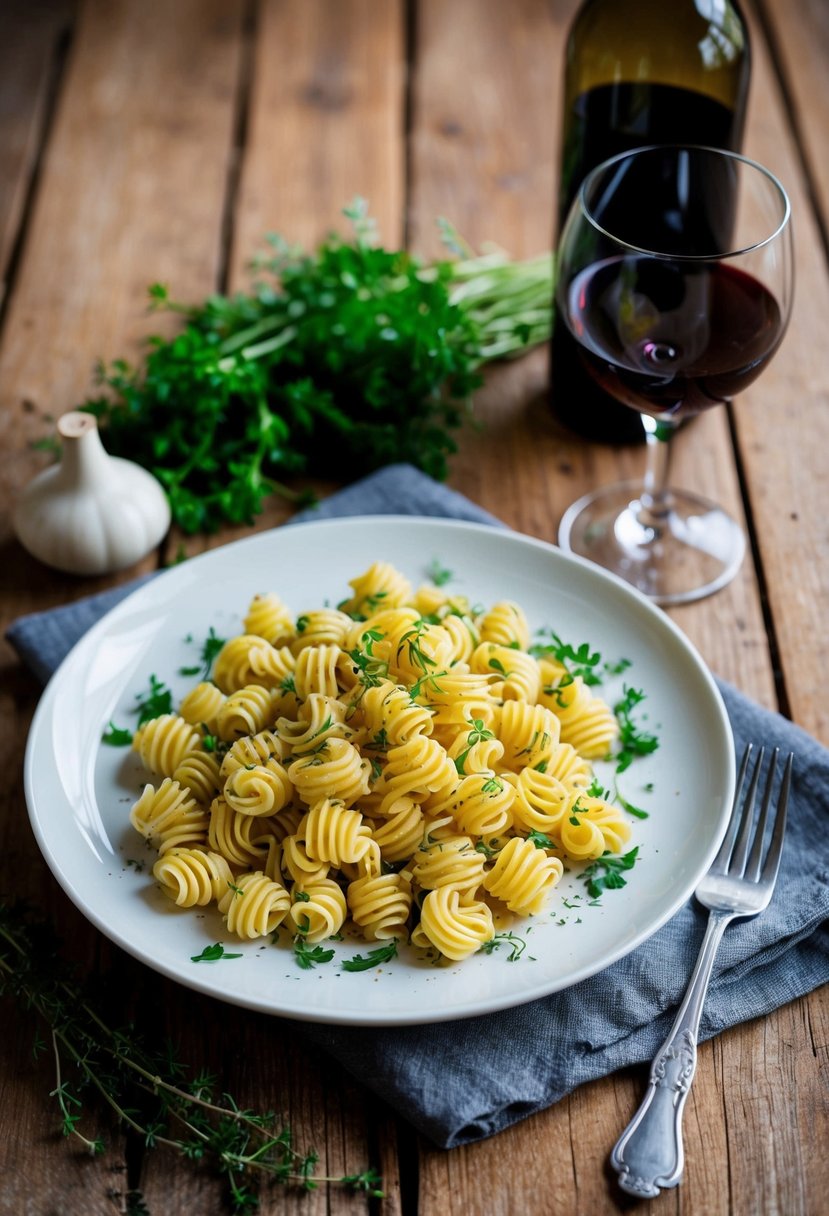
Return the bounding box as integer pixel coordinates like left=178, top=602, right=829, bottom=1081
left=0, top=905, right=382, bottom=1210
left=581, top=847, right=640, bottom=898
left=613, top=686, right=660, bottom=773
left=68, top=202, right=553, bottom=534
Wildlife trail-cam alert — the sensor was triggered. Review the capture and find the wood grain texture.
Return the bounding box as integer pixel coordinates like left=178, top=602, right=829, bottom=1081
left=409, top=2, right=814, bottom=1214
left=408, top=0, right=558, bottom=261
left=0, top=0, right=75, bottom=304
left=756, top=0, right=829, bottom=249
left=733, top=1, right=829, bottom=745
left=0, top=0, right=825, bottom=1213
left=230, top=0, right=406, bottom=272
left=0, top=0, right=245, bottom=542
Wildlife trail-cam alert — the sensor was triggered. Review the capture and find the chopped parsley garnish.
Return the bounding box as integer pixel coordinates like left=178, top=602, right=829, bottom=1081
left=102, top=722, right=133, bottom=747
left=426, top=558, right=453, bottom=587
left=581, top=847, right=640, bottom=898
left=527, top=830, right=555, bottom=850
left=178, top=627, right=226, bottom=680
left=341, top=941, right=398, bottom=971
left=134, top=674, right=174, bottom=727
left=190, top=943, right=243, bottom=963
left=613, top=686, right=660, bottom=773
left=614, top=786, right=650, bottom=820
left=453, top=718, right=494, bottom=774
left=293, top=939, right=335, bottom=970
left=101, top=673, right=174, bottom=744
left=531, top=632, right=602, bottom=685
left=348, top=646, right=389, bottom=689
left=397, top=620, right=437, bottom=677
left=480, top=931, right=529, bottom=961
left=474, top=839, right=500, bottom=858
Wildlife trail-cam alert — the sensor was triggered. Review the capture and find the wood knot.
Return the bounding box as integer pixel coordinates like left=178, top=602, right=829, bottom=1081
left=301, top=80, right=353, bottom=111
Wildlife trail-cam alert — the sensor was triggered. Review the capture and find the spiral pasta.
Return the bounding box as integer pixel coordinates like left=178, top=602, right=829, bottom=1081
left=126, top=560, right=640, bottom=965
left=132, top=714, right=203, bottom=778
left=290, top=878, right=347, bottom=942
left=243, top=592, right=295, bottom=646
left=218, top=870, right=291, bottom=938
left=153, top=848, right=234, bottom=907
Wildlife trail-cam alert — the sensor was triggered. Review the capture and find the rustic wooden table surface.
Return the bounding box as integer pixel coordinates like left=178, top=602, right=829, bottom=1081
left=1, top=1, right=827, bottom=1213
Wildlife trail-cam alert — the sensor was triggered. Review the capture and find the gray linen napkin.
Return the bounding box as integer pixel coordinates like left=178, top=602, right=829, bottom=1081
left=7, top=463, right=829, bottom=1149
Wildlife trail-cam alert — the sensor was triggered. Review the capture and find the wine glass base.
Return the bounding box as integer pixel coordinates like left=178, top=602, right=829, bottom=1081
left=558, top=480, right=746, bottom=607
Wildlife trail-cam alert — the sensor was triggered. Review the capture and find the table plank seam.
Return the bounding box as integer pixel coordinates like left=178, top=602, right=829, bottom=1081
left=751, top=0, right=829, bottom=268
left=0, top=11, right=73, bottom=333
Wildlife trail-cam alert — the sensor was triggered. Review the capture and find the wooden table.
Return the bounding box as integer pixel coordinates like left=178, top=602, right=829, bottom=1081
left=1, top=1, right=827, bottom=1212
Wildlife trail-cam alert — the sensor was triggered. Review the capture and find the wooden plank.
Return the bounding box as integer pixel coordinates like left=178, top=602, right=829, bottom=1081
left=0, top=0, right=245, bottom=556
left=0, top=3, right=247, bottom=1212
left=230, top=0, right=406, bottom=273
left=408, top=2, right=802, bottom=1215
left=755, top=0, right=829, bottom=246
left=729, top=1, right=829, bottom=746
left=0, top=0, right=75, bottom=303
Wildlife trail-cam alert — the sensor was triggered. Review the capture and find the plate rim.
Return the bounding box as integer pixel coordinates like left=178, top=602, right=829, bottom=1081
left=24, top=514, right=735, bottom=1025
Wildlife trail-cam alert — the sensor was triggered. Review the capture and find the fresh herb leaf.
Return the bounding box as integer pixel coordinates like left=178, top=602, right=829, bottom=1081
left=341, top=1168, right=385, bottom=1198
left=133, top=675, right=173, bottom=727
left=581, top=847, right=640, bottom=898
left=604, top=656, right=632, bottom=675
left=532, top=631, right=602, bottom=684
left=614, top=786, right=650, bottom=820
left=178, top=627, right=226, bottom=680
left=102, top=722, right=133, bottom=746
left=426, top=558, right=453, bottom=587
left=190, top=942, right=243, bottom=962
left=614, top=686, right=660, bottom=773
left=479, top=931, right=529, bottom=961
left=341, top=941, right=398, bottom=971
left=527, top=830, right=555, bottom=849
left=293, top=939, right=335, bottom=970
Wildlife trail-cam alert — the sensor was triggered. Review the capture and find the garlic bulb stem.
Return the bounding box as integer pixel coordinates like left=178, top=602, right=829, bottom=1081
left=54, top=412, right=115, bottom=486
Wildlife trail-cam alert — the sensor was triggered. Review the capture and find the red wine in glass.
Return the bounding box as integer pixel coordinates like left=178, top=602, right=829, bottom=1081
left=555, top=144, right=793, bottom=606
left=566, top=256, right=785, bottom=420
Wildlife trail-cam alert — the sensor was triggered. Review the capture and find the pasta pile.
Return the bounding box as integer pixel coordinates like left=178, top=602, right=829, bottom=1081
left=128, top=562, right=631, bottom=963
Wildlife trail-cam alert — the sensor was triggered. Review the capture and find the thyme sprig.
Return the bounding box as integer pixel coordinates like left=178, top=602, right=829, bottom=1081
left=0, top=904, right=382, bottom=1209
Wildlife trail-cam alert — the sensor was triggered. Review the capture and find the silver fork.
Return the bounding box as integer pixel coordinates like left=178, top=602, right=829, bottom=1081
left=610, top=742, right=793, bottom=1199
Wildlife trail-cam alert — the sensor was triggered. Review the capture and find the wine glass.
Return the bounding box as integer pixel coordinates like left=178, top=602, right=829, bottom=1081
left=555, top=145, right=793, bottom=605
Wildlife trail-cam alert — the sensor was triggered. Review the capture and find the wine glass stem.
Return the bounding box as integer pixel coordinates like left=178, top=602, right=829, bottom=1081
left=637, top=415, right=678, bottom=535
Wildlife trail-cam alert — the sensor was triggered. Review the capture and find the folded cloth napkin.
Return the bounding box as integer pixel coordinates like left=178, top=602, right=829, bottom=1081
left=7, top=463, right=829, bottom=1149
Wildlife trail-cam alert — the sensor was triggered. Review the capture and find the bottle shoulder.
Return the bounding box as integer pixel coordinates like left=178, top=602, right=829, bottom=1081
left=567, top=0, right=750, bottom=72
left=563, top=0, right=750, bottom=111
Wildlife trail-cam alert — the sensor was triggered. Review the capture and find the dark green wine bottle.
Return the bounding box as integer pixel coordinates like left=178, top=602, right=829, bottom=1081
left=551, top=0, right=751, bottom=444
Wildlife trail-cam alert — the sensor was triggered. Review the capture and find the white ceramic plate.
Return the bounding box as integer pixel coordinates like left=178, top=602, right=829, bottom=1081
left=25, top=516, right=734, bottom=1026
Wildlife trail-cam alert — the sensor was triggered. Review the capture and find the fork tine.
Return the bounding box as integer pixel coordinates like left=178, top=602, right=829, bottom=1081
left=758, top=752, right=793, bottom=886
left=711, top=743, right=753, bottom=872
left=744, top=748, right=780, bottom=880
left=729, top=746, right=765, bottom=874
left=714, top=739, right=763, bottom=875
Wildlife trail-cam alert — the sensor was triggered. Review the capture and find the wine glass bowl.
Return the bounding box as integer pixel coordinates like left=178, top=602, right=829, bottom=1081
left=555, top=145, right=793, bottom=605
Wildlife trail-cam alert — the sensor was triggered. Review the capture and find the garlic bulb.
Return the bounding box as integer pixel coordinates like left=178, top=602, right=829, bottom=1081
left=14, top=411, right=171, bottom=575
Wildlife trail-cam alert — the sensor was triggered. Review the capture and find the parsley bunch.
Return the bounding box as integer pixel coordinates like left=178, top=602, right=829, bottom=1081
left=76, top=201, right=554, bottom=533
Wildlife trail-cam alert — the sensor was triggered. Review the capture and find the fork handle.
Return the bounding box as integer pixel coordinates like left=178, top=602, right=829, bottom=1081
left=610, top=909, right=734, bottom=1198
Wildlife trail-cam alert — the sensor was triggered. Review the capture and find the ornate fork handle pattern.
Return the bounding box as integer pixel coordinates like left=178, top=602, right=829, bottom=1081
left=610, top=908, right=733, bottom=1198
